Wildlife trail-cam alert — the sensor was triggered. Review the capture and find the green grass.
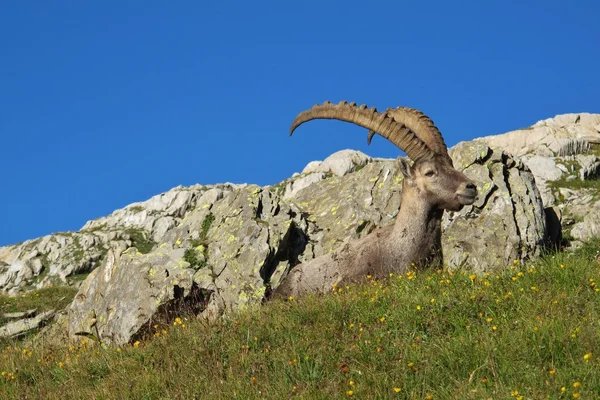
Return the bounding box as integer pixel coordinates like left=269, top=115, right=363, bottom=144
left=1, top=244, right=599, bottom=399
left=128, top=206, right=145, bottom=213
left=0, top=287, right=77, bottom=327
left=124, top=228, right=156, bottom=254
left=549, top=177, right=600, bottom=193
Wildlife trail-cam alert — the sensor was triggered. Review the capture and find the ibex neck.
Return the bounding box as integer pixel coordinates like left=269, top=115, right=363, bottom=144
left=391, top=189, right=443, bottom=249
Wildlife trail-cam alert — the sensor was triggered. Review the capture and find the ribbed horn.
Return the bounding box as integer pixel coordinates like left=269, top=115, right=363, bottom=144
left=369, top=106, right=452, bottom=165
left=290, top=100, right=434, bottom=162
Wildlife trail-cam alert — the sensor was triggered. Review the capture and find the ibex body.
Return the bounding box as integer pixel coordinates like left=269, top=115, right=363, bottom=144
left=273, top=101, right=477, bottom=297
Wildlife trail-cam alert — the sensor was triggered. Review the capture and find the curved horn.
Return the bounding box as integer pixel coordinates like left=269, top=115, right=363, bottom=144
left=290, top=101, right=434, bottom=162
left=368, top=106, right=452, bottom=164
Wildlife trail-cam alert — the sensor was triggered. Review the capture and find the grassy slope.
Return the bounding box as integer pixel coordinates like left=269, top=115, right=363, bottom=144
left=0, top=242, right=599, bottom=400
left=0, top=287, right=77, bottom=327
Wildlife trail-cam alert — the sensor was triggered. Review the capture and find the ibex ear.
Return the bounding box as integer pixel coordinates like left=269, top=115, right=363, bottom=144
left=397, top=157, right=414, bottom=185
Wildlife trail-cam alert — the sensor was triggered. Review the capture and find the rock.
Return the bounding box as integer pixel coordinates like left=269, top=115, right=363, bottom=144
left=81, top=185, right=205, bottom=242
left=67, top=247, right=196, bottom=346
left=187, top=187, right=308, bottom=318
left=575, top=154, right=600, bottom=180
left=0, top=231, right=136, bottom=294
left=0, top=310, right=55, bottom=338
left=524, top=156, right=564, bottom=181
left=570, top=199, right=600, bottom=241
left=67, top=186, right=308, bottom=345
left=301, top=149, right=372, bottom=177
left=476, top=113, right=600, bottom=158
left=290, top=159, right=404, bottom=261
left=302, top=161, right=323, bottom=174
left=521, top=155, right=565, bottom=207
left=473, top=113, right=600, bottom=208
left=0, top=184, right=242, bottom=294
left=441, top=142, right=547, bottom=272
left=2, top=309, right=37, bottom=319
left=283, top=172, right=326, bottom=198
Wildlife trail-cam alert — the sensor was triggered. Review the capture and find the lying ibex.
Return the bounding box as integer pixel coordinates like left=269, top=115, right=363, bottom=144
left=273, top=101, right=477, bottom=297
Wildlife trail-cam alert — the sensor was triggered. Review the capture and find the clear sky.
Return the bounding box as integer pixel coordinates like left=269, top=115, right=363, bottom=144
left=1, top=1, right=598, bottom=247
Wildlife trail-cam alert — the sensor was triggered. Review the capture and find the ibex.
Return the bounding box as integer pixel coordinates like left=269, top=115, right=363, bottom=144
left=273, top=101, right=477, bottom=297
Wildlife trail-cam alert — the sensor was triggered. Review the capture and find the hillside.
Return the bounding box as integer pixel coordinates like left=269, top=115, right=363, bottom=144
left=0, top=112, right=599, bottom=343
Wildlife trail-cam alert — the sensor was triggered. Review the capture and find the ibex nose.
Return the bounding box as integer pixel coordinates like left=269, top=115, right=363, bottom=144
left=465, top=183, right=477, bottom=191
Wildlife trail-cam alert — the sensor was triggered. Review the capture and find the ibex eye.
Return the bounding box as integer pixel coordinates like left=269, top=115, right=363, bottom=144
left=424, top=170, right=435, bottom=177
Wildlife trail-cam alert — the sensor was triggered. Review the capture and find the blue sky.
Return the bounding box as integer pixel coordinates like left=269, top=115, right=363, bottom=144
left=1, top=1, right=598, bottom=246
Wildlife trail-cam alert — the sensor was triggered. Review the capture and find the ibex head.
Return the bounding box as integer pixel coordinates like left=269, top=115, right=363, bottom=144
left=397, top=155, right=477, bottom=211
left=290, top=101, right=477, bottom=212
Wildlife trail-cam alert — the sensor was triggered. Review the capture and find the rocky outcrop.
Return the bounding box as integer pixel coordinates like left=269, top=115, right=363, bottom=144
left=68, top=247, right=197, bottom=345
left=58, top=141, right=548, bottom=345
left=300, top=149, right=372, bottom=177
left=576, top=154, right=600, bottom=180
left=474, top=113, right=600, bottom=242
left=476, top=113, right=600, bottom=158
left=67, top=185, right=310, bottom=345
left=81, top=185, right=219, bottom=242
left=474, top=113, right=600, bottom=208
left=570, top=199, right=600, bottom=241
left=441, top=141, right=547, bottom=271
left=0, top=184, right=241, bottom=294
left=0, top=231, right=133, bottom=295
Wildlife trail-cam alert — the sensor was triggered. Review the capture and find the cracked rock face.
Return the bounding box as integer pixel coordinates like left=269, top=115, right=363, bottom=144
left=0, top=231, right=133, bottom=295
left=0, top=184, right=242, bottom=294
left=474, top=113, right=600, bottom=208
left=442, top=142, right=547, bottom=272
left=67, top=186, right=310, bottom=345
left=67, top=247, right=196, bottom=346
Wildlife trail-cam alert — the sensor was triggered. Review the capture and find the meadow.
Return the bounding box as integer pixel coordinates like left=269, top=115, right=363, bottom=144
left=1, top=241, right=599, bottom=399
